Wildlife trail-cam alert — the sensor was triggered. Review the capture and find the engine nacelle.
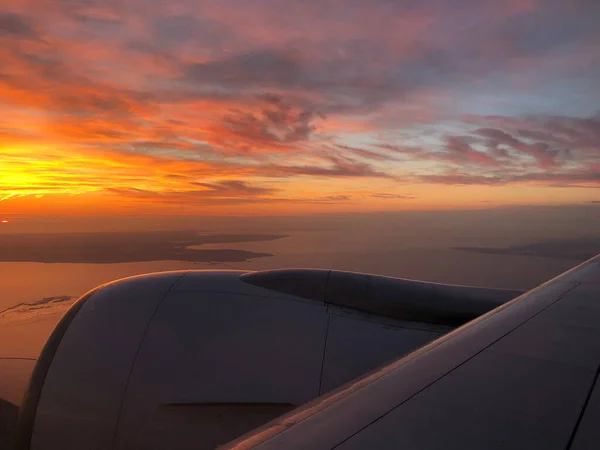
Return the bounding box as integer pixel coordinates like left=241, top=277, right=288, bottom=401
left=2, top=270, right=521, bottom=450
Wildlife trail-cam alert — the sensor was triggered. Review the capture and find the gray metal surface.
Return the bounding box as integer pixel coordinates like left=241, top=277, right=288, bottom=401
left=30, top=272, right=187, bottom=450
left=113, top=271, right=456, bottom=450
left=242, top=269, right=522, bottom=326
left=113, top=272, right=329, bottom=450
left=565, top=284, right=600, bottom=450
left=320, top=310, right=444, bottom=394
left=338, top=283, right=600, bottom=449
left=571, top=364, right=600, bottom=450
left=326, top=270, right=520, bottom=326
left=225, top=255, right=600, bottom=450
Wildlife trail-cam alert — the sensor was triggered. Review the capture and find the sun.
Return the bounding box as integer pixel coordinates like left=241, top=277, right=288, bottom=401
left=1, top=220, right=8, bottom=224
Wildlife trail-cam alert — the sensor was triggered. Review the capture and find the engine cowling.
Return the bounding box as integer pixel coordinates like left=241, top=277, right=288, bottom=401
left=2, top=270, right=521, bottom=450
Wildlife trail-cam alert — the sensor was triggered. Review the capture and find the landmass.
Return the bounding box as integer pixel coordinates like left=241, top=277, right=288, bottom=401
left=0, top=295, right=75, bottom=323
left=0, top=231, right=288, bottom=263
left=455, top=236, right=600, bottom=261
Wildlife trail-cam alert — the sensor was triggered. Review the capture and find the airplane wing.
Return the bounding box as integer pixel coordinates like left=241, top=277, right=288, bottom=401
left=224, top=254, right=600, bottom=450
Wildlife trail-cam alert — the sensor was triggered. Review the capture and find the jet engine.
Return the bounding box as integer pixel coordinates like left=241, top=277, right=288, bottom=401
left=0, top=270, right=521, bottom=450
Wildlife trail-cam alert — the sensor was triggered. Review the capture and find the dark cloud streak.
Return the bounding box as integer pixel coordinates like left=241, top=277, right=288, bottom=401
left=0, top=12, right=38, bottom=38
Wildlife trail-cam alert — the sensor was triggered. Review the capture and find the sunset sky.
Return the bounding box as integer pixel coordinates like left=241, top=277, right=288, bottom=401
left=0, top=0, right=599, bottom=216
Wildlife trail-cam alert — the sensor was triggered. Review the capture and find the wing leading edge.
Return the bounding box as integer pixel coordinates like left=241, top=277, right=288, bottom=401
left=225, top=254, right=600, bottom=450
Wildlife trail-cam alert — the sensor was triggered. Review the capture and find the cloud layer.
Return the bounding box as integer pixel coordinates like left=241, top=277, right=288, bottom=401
left=1, top=0, right=599, bottom=212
